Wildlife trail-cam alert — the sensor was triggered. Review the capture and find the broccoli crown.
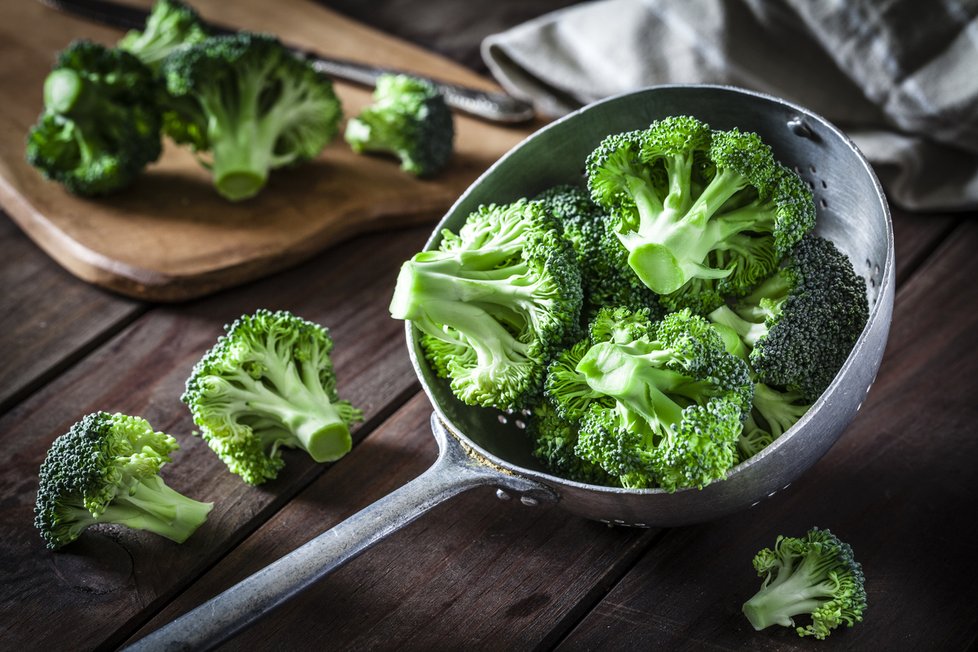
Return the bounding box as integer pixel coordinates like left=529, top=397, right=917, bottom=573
left=344, top=73, right=454, bottom=177
left=390, top=199, right=583, bottom=410
left=536, top=185, right=662, bottom=319
left=585, top=116, right=815, bottom=310
left=708, top=234, right=869, bottom=401
left=161, top=32, right=343, bottom=200
left=743, top=527, right=867, bottom=639
left=34, top=412, right=212, bottom=550
left=526, top=400, right=619, bottom=486
left=546, top=308, right=752, bottom=490
left=118, top=0, right=208, bottom=69
left=181, top=309, right=363, bottom=485
left=25, top=40, right=162, bottom=196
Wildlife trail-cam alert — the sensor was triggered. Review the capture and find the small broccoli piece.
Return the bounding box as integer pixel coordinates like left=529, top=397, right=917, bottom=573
left=536, top=185, right=662, bottom=320
left=34, top=412, right=212, bottom=550
left=585, top=116, right=815, bottom=311
left=118, top=0, right=208, bottom=70
left=708, top=234, right=869, bottom=402
left=743, top=527, right=867, bottom=639
left=559, top=308, right=753, bottom=490
left=345, top=74, right=454, bottom=178
left=161, top=33, right=343, bottom=201
left=181, top=309, right=363, bottom=485
left=26, top=41, right=162, bottom=196
left=390, top=199, right=583, bottom=410
left=526, top=400, right=619, bottom=486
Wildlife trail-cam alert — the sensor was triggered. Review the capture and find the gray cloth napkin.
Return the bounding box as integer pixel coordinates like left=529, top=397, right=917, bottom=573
left=482, top=0, right=978, bottom=211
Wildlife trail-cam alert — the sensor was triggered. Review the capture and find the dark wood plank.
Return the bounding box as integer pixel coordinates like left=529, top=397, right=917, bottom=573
left=890, top=207, right=958, bottom=285
left=129, top=392, right=659, bottom=650
left=0, top=213, right=144, bottom=413
left=556, top=218, right=978, bottom=651
left=0, top=224, right=432, bottom=651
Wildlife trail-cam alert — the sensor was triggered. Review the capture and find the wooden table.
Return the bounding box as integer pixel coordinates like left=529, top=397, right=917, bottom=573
left=3, top=5, right=977, bottom=651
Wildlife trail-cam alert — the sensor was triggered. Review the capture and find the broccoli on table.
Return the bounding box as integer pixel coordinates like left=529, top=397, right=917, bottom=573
left=708, top=234, right=869, bottom=403
left=389, top=199, right=583, bottom=410
left=743, top=527, right=867, bottom=639
left=118, top=0, right=208, bottom=70
left=585, top=116, right=815, bottom=313
left=34, top=412, right=212, bottom=550
left=545, top=307, right=753, bottom=490
left=345, top=73, right=454, bottom=178
left=161, top=32, right=343, bottom=201
left=26, top=40, right=162, bottom=196
left=182, top=309, right=363, bottom=485
left=536, top=184, right=662, bottom=320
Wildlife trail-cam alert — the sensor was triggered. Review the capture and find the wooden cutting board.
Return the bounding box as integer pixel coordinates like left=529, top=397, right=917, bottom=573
left=0, top=0, right=537, bottom=300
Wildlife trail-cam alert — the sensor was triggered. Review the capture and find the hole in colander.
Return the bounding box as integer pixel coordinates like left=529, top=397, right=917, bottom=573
left=497, top=414, right=508, bottom=424
left=514, top=419, right=526, bottom=430
left=821, top=179, right=827, bottom=189
left=819, top=198, right=828, bottom=209
left=809, top=165, right=817, bottom=173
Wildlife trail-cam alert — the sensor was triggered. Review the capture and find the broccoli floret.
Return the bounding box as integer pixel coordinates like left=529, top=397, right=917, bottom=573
left=536, top=185, right=662, bottom=319
left=34, top=412, right=212, bottom=550
left=118, top=0, right=208, bottom=70
left=743, top=527, right=867, bottom=639
left=708, top=234, right=869, bottom=402
left=181, top=309, right=363, bottom=485
left=526, top=400, right=619, bottom=486
left=345, top=74, right=454, bottom=177
left=161, top=33, right=343, bottom=201
left=585, top=116, right=815, bottom=311
left=26, top=41, right=162, bottom=196
left=390, top=199, right=583, bottom=410
left=552, top=308, right=753, bottom=490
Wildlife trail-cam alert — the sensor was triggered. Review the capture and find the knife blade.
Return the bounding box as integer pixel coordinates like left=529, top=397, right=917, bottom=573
left=38, top=0, right=536, bottom=124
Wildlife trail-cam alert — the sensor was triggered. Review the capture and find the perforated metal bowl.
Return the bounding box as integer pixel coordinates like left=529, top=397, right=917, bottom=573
left=129, top=85, right=893, bottom=651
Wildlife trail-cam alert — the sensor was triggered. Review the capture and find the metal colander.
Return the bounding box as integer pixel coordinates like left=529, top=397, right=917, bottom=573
left=128, top=85, right=894, bottom=651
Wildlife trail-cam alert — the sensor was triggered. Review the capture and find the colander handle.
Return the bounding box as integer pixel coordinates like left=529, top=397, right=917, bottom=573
left=124, top=413, right=551, bottom=652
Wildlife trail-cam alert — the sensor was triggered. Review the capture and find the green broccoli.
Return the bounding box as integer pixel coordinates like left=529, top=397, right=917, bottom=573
left=708, top=234, right=869, bottom=403
left=181, top=309, right=363, bottom=485
left=118, top=0, right=208, bottom=70
left=535, top=185, right=662, bottom=319
left=345, top=73, right=454, bottom=177
left=34, top=412, right=212, bottom=550
left=389, top=199, right=583, bottom=410
left=743, top=527, right=867, bottom=639
left=26, top=40, right=162, bottom=196
left=585, top=116, right=815, bottom=312
left=161, top=33, right=343, bottom=201
left=526, top=400, right=619, bottom=486
left=545, top=307, right=753, bottom=490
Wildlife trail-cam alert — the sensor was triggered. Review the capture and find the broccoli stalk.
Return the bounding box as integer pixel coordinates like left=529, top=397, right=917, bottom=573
left=182, top=309, right=363, bottom=485
left=345, top=74, right=454, bottom=177
left=390, top=200, right=582, bottom=410
left=585, top=116, right=815, bottom=311
left=161, top=33, right=342, bottom=201
left=118, top=0, right=208, bottom=70
left=34, top=412, right=212, bottom=550
left=743, top=527, right=867, bottom=639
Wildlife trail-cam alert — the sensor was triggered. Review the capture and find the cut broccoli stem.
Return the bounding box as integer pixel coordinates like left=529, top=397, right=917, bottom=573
left=44, top=69, right=86, bottom=115
left=100, top=475, right=213, bottom=543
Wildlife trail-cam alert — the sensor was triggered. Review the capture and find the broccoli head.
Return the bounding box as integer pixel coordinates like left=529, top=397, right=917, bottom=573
left=585, top=116, right=815, bottom=312
left=118, top=0, right=208, bottom=70
left=544, top=307, right=753, bottom=490
left=536, top=185, right=662, bottom=320
left=345, top=73, right=454, bottom=177
left=26, top=40, right=162, bottom=196
left=743, top=527, right=867, bottom=639
left=161, top=33, right=343, bottom=201
left=181, top=309, right=363, bottom=485
left=526, top=400, right=620, bottom=486
left=708, top=234, right=869, bottom=402
left=34, top=412, right=212, bottom=550
left=390, top=199, right=583, bottom=410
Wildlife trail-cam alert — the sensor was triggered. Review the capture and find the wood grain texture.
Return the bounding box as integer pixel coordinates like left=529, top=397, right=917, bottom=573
left=0, top=215, right=143, bottom=413
left=0, top=0, right=536, bottom=301
left=130, top=392, right=659, bottom=651
left=0, top=224, right=430, bottom=651
left=555, top=218, right=978, bottom=652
